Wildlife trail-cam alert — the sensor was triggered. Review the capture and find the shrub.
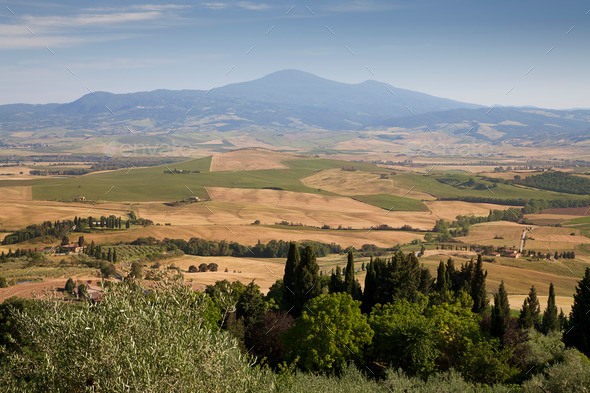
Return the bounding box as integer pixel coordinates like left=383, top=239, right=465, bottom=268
left=188, top=265, right=198, bottom=273
left=207, top=263, right=218, bottom=272
left=0, top=283, right=274, bottom=392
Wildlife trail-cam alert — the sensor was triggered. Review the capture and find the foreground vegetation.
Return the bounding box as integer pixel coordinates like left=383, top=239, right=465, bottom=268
left=1, top=245, right=589, bottom=392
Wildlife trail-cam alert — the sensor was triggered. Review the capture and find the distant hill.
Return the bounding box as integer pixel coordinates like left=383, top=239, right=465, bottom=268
left=0, top=69, right=588, bottom=144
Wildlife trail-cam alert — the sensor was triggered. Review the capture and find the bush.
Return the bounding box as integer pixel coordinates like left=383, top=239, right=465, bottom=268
left=522, top=349, right=590, bottom=392
left=0, top=283, right=275, bottom=392
left=198, top=263, right=209, bottom=272
left=0, top=276, right=8, bottom=288
left=207, top=263, right=218, bottom=272
left=188, top=265, right=198, bottom=273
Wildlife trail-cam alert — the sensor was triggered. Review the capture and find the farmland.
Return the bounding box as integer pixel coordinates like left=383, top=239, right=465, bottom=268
left=0, top=148, right=588, bottom=317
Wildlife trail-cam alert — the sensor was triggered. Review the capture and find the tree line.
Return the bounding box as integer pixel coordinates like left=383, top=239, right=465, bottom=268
left=1, top=215, right=131, bottom=245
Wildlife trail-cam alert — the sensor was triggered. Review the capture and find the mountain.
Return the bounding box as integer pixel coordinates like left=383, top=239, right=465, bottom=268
left=0, top=70, right=588, bottom=144
left=0, top=70, right=480, bottom=133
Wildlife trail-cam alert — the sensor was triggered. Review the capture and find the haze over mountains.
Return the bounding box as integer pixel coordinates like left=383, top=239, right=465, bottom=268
left=1, top=70, right=589, bottom=143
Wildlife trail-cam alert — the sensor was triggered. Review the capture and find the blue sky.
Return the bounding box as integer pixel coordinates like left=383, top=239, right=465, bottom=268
left=1, top=0, right=589, bottom=108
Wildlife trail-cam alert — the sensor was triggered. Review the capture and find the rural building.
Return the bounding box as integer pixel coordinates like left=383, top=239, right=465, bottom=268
left=189, top=196, right=200, bottom=201
left=504, top=250, right=521, bottom=258
left=62, top=243, right=82, bottom=254
left=75, top=195, right=86, bottom=201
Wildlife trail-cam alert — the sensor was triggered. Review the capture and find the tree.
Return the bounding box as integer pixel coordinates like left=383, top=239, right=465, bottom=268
left=519, top=285, right=541, bottom=330
left=112, top=249, right=118, bottom=263
left=61, top=236, right=70, bottom=246
left=129, top=262, right=143, bottom=279
left=498, top=281, right=510, bottom=322
left=244, top=311, right=294, bottom=368
left=100, top=262, right=117, bottom=278
left=282, top=242, right=300, bottom=313
left=284, top=292, right=373, bottom=373
left=329, top=265, right=343, bottom=293
left=65, top=278, right=76, bottom=295
left=470, top=255, right=488, bottom=314
left=490, top=294, right=506, bottom=343
left=542, top=283, right=559, bottom=334
left=188, top=265, right=198, bottom=273
left=564, top=268, right=590, bottom=356
left=344, top=251, right=362, bottom=300
left=198, top=263, right=209, bottom=272
left=78, top=235, right=85, bottom=247
left=0, top=276, right=7, bottom=288
left=77, top=283, right=89, bottom=299
left=292, top=246, right=320, bottom=317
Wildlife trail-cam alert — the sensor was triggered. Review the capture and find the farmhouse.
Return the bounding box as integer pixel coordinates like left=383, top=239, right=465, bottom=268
left=62, top=243, right=83, bottom=254
left=75, top=195, right=86, bottom=201
left=504, top=250, right=521, bottom=259
left=189, top=196, right=200, bottom=201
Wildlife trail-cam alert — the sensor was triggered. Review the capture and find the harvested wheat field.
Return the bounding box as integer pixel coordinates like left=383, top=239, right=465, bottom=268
left=201, top=187, right=438, bottom=229
left=0, top=185, right=32, bottom=201
left=458, top=221, right=590, bottom=250
left=79, top=224, right=423, bottom=249
left=424, top=201, right=513, bottom=221
left=168, top=255, right=285, bottom=293
left=0, top=277, right=101, bottom=302
left=0, top=200, right=132, bottom=230
left=209, top=149, right=298, bottom=172
left=302, top=168, right=434, bottom=200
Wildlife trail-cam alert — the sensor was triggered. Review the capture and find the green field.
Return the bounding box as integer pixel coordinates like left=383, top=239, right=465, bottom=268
left=391, top=172, right=585, bottom=201
left=352, top=194, right=428, bottom=212
left=30, top=156, right=391, bottom=202
left=27, top=155, right=589, bottom=204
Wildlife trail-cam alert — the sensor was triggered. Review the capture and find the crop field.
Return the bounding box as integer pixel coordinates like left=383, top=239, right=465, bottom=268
left=457, top=221, right=590, bottom=250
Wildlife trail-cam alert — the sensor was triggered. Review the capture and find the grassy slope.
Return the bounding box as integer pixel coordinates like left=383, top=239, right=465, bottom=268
left=30, top=157, right=391, bottom=203
left=392, top=172, right=586, bottom=201
left=352, top=194, right=428, bottom=212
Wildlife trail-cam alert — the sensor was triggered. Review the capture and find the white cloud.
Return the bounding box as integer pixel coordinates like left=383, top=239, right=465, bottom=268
left=0, top=6, right=187, bottom=50
left=201, top=2, right=272, bottom=11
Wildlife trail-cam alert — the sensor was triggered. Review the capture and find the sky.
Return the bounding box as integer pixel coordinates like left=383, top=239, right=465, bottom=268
left=1, top=0, right=589, bottom=108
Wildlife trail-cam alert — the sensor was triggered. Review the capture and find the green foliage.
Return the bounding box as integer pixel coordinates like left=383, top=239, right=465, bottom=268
left=129, top=261, right=143, bottom=279
left=284, top=292, right=373, bottom=373
left=564, top=267, right=590, bottom=357
left=351, top=193, right=428, bottom=212
left=362, top=252, right=432, bottom=313
left=471, top=255, right=488, bottom=314
left=283, top=243, right=300, bottom=313
left=0, top=276, right=7, bottom=288
left=291, top=246, right=321, bottom=317
left=519, top=285, right=541, bottom=330
left=542, top=283, right=560, bottom=334
left=0, top=283, right=275, bottom=392
left=522, top=349, right=590, bottom=393
left=343, top=251, right=362, bottom=300
left=515, top=170, right=590, bottom=195
left=64, top=277, right=76, bottom=295
left=459, top=339, right=518, bottom=384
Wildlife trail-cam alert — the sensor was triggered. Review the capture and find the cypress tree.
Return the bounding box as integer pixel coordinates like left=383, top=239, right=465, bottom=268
left=542, top=283, right=559, bottom=333
left=564, top=268, right=590, bottom=356
left=329, top=266, right=343, bottom=293
left=558, top=308, right=567, bottom=331
left=126, top=220, right=130, bottom=229
left=519, top=285, right=540, bottom=330
left=293, top=245, right=320, bottom=316
left=112, top=249, right=118, bottom=263
left=436, top=261, right=448, bottom=293
left=65, top=277, right=76, bottom=295
left=107, top=248, right=112, bottom=262
left=362, top=259, right=377, bottom=313
left=78, top=235, right=85, bottom=247
left=498, top=281, right=511, bottom=321
left=282, top=242, right=300, bottom=313
left=490, top=293, right=506, bottom=343
left=344, top=251, right=361, bottom=300
left=471, top=255, right=488, bottom=314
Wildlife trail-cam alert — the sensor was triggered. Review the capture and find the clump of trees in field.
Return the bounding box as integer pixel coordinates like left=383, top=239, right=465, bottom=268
left=511, top=170, right=590, bottom=195
left=2, top=215, right=132, bottom=245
